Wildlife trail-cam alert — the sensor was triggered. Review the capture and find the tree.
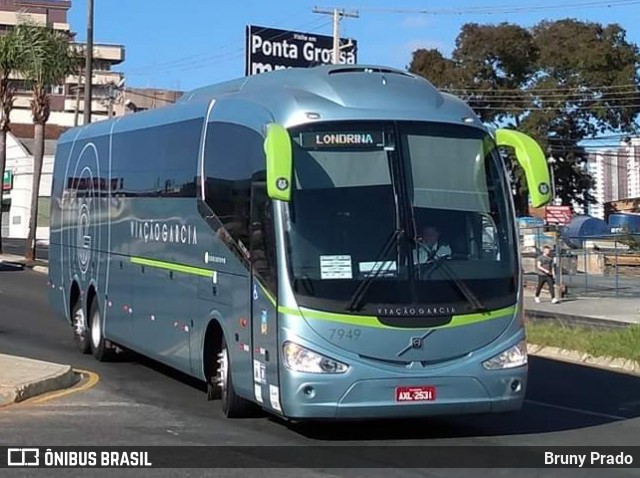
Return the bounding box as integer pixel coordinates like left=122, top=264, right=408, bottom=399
left=15, top=22, right=76, bottom=261
left=0, top=29, right=22, bottom=253
left=408, top=19, right=640, bottom=215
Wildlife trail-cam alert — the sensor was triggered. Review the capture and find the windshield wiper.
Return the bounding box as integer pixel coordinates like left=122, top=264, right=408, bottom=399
left=421, top=257, right=487, bottom=312
left=346, top=228, right=404, bottom=312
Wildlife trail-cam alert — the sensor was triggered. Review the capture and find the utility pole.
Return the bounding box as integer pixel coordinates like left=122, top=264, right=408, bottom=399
left=312, top=7, right=358, bottom=64
left=83, top=0, right=94, bottom=125
left=73, top=85, right=80, bottom=126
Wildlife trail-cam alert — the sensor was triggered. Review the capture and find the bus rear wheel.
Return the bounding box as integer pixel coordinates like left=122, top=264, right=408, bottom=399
left=71, top=299, right=90, bottom=354
left=217, top=335, right=254, bottom=418
left=89, top=298, right=116, bottom=362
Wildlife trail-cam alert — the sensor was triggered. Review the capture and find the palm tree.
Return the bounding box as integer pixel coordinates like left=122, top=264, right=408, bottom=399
left=0, top=29, right=22, bottom=254
left=15, top=22, right=76, bottom=261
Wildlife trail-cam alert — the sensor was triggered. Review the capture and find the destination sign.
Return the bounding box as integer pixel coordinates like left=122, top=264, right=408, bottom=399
left=299, top=131, right=385, bottom=149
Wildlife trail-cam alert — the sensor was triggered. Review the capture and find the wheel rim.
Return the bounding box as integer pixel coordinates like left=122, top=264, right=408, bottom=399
left=73, top=307, right=86, bottom=340
left=91, top=307, right=101, bottom=349
left=217, top=346, right=228, bottom=395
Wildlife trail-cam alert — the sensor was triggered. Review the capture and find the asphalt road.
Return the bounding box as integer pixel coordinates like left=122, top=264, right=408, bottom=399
left=1, top=268, right=639, bottom=477
left=1, top=238, right=49, bottom=261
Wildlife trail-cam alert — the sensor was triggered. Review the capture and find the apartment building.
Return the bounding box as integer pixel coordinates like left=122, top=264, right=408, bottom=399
left=586, top=138, right=640, bottom=219
left=1, top=0, right=125, bottom=128
left=0, top=0, right=125, bottom=239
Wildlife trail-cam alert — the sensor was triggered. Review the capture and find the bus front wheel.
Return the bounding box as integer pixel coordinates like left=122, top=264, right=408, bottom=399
left=218, top=335, right=253, bottom=418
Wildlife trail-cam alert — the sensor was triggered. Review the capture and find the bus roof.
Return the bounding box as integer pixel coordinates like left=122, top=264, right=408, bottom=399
left=178, top=64, right=483, bottom=129
left=58, top=64, right=485, bottom=144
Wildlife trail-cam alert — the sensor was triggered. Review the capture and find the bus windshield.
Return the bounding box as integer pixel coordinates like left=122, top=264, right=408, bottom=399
left=283, top=121, right=518, bottom=317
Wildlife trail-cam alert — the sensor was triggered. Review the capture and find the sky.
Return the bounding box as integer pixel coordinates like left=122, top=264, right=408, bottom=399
left=65, top=0, right=640, bottom=94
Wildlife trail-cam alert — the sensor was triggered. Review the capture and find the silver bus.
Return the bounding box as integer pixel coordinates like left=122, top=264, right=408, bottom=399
left=49, top=65, right=552, bottom=420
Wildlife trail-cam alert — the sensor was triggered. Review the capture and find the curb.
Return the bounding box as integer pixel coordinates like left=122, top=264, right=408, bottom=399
left=528, top=343, right=640, bottom=376
left=0, top=366, right=80, bottom=408
left=524, top=309, right=632, bottom=331
left=0, top=256, right=48, bottom=275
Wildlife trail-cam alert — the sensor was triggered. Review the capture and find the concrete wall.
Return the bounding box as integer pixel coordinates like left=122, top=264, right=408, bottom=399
left=2, top=133, right=52, bottom=240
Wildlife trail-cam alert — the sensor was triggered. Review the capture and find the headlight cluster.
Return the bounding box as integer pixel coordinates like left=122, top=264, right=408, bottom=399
left=283, top=342, right=348, bottom=374
left=482, top=340, right=527, bottom=370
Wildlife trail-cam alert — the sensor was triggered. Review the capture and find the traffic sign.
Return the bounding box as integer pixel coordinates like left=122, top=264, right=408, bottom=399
left=2, top=170, right=11, bottom=191
left=544, top=205, right=572, bottom=225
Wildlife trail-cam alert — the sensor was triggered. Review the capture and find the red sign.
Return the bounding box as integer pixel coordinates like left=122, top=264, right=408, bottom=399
left=544, top=206, right=572, bottom=225
left=395, top=386, right=436, bottom=402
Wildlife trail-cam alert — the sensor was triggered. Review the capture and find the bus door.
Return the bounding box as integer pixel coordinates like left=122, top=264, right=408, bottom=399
left=249, top=180, right=282, bottom=413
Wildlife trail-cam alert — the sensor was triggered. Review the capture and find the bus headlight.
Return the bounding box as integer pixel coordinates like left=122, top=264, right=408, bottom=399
left=482, top=340, right=527, bottom=370
left=283, top=342, right=349, bottom=374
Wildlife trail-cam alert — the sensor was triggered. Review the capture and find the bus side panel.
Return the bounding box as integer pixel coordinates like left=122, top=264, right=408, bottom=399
left=48, top=139, right=74, bottom=325
left=129, top=198, right=202, bottom=374
left=107, top=117, right=205, bottom=374
left=54, top=132, right=126, bottom=337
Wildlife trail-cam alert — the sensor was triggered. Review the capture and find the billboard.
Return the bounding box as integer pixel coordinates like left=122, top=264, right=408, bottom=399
left=245, top=25, right=357, bottom=76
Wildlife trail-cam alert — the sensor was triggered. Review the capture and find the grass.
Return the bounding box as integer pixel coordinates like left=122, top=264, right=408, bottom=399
left=525, top=320, right=640, bottom=363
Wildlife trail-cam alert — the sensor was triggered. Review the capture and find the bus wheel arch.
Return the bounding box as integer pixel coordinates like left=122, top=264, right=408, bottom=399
left=70, top=281, right=90, bottom=354
left=202, top=317, right=254, bottom=417
left=203, top=318, right=223, bottom=400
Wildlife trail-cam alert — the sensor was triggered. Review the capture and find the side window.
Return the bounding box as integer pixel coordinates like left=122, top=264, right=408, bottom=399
left=159, top=119, right=200, bottom=197
left=251, top=180, right=277, bottom=294
left=202, top=122, right=265, bottom=258
left=111, top=120, right=200, bottom=197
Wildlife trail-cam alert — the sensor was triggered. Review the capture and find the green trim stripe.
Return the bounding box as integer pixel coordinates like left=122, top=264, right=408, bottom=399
left=278, top=305, right=517, bottom=330
left=131, top=256, right=217, bottom=280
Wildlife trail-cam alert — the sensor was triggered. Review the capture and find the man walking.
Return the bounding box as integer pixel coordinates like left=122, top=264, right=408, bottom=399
left=535, top=245, right=559, bottom=304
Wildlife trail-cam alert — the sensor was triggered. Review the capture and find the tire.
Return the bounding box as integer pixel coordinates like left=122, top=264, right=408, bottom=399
left=89, top=298, right=117, bottom=362
left=71, top=298, right=90, bottom=354
left=218, top=335, right=254, bottom=418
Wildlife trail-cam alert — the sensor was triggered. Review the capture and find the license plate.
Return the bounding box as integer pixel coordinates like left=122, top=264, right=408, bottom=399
left=395, top=386, right=436, bottom=402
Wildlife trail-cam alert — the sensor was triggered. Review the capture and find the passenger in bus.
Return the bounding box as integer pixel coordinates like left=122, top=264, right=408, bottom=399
left=414, top=225, right=452, bottom=264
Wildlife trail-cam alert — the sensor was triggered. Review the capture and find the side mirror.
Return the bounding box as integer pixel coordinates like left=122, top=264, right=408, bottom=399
left=495, top=129, right=552, bottom=208
left=263, top=123, right=293, bottom=202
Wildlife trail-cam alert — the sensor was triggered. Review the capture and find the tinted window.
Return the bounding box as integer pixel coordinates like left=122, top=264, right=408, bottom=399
left=111, top=119, right=200, bottom=197
left=202, top=122, right=265, bottom=257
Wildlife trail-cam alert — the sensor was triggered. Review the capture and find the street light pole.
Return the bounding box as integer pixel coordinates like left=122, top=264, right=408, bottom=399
left=83, top=0, right=94, bottom=125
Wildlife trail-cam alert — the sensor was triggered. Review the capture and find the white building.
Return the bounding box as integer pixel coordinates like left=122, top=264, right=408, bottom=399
left=624, top=138, right=640, bottom=199
left=1, top=132, right=54, bottom=240
left=585, top=138, right=640, bottom=219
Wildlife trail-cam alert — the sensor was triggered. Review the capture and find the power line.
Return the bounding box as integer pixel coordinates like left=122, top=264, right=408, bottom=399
left=125, top=17, right=334, bottom=77
left=443, top=84, right=640, bottom=94
left=125, top=10, right=316, bottom=74
left=341, top=0, right=640, bottom=15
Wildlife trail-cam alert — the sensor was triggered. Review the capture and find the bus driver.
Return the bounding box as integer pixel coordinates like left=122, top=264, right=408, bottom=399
left=414, top=225, right=452, bottom=264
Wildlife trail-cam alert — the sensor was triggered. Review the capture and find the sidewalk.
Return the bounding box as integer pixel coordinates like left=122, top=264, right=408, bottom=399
left=0, top=253, right=48, bottom=274
left=523, top=286, right=640, bottom=329
left=0, top=354, right=79, bottom=407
